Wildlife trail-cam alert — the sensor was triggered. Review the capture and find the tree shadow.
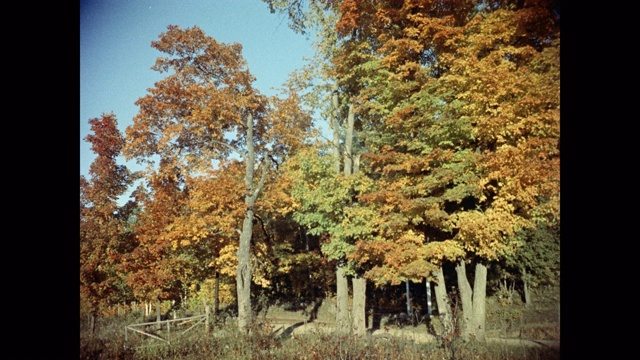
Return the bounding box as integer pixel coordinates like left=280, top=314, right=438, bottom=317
left=303, top=297, right=324, bottom=322
left=273, top=321, right=306, bottom=339
left=368, top=310, right=382, bottom=333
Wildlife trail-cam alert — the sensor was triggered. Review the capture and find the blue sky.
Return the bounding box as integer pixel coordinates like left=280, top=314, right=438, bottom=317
left=80, top=0, right=315, bottom=179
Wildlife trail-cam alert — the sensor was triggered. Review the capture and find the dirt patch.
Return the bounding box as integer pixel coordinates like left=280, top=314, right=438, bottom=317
left=260, top=292, right=559, bottom=349
left=262, top=317, right=559, bottom=349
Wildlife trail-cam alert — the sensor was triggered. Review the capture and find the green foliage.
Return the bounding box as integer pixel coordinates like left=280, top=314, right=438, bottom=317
left=286, top=146, right=376, bottom=270
left=509, top=220, right=560, bottom=287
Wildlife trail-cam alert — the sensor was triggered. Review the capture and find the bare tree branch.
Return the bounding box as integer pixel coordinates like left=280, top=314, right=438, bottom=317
left=251, top=155, right=271, bottom=202
left=210, top=139, right=246, bottom=160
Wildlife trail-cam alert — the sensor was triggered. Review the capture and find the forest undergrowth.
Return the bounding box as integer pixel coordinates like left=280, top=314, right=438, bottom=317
left=80, top=286, right=560, bottom=359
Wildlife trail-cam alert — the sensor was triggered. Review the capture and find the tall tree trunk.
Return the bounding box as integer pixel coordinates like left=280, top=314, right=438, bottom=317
left=336, top=264, right=351, bottom=333
left=236, top=112, right=268, bottom=333
left=344, top=109, right=366, bottom=336
left=237, top=113, right=255, bottom=333
left=433, top=266, right=453, bottom=336
left=456, top=260, right=474, bottom=340
left=330, top=85, right=351, bottom=334
left=352, top=275, right=366, bottom=336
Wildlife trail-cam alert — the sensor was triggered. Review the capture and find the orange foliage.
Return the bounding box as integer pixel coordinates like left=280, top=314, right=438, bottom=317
left=335, top=0, right=559, bottom=286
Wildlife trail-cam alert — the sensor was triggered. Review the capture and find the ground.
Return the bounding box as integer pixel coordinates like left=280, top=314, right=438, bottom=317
left=251, top=287, right=560, bottom=350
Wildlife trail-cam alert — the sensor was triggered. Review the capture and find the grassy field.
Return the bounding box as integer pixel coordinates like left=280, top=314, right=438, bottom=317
left=80, top=286, right=560, bottom=359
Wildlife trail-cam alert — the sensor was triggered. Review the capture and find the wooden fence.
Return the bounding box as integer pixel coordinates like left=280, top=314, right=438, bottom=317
left=125, top=307, right=209, bottom=345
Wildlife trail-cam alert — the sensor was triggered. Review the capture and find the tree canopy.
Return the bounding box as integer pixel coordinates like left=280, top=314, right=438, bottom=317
left=81, top=2, right=559, bottom=341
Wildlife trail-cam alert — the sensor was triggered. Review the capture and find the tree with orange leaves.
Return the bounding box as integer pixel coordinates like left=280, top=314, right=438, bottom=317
left=80, top=113, right=139, bottom=332
left=118, top=158, right=188, bottom=323
left=351, top=0, right=558, bottom=341
left=266, top=0, right=559, bottom=342
left=123, top=25, right=312, bottom=332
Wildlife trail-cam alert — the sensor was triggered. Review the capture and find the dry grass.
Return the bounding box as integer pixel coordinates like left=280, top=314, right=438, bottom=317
left=80, top=287, right=560, bottom=359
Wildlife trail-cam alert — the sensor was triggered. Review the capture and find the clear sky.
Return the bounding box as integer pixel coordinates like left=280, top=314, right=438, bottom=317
left=80, top=0, right=314, bottom=179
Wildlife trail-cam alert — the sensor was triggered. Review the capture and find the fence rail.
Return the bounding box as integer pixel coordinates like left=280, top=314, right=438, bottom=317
left=125, top=313, right=208, bottom=345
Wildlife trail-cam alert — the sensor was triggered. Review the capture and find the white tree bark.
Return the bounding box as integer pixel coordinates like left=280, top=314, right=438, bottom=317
left=336, top=264, right=351, bottom=333
left=455, top=260, right=488, bottom=341
left=433, top=266, right=453, bottom=336
left=352, top=275, right=366, bottom=336
left=456, top=260, right=474, bottom=340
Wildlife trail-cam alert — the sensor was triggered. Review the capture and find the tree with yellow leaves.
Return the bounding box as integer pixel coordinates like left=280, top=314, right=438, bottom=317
left=337, top=0, right=560, bottom=341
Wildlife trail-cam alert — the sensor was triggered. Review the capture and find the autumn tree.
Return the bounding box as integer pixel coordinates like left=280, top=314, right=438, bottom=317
left=118, top=158, right=189, bottom=323
left=264, top=0, right=377, bottom=336
left=80, top=113, right=138, bottom=332
left=337, top=0, right=560, bottom=342
left=161, top=161, right=244, bottom=313
left=435, top=1, right=559, bottom=340
left=266, top=0, right=559, bottom=342
left=123, top=25, right=311, bottom=332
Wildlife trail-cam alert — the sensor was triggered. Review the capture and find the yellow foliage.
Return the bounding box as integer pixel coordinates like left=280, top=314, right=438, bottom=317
left=213, top=243, right=239, bottom=277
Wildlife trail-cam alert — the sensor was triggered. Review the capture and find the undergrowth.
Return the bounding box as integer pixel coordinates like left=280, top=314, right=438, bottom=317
left=80, top=315, right=559, bottom=359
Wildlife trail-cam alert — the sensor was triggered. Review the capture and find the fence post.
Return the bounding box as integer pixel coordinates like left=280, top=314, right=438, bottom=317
left=206, top=305, right=210, bottom=333
left=167, top=320, right=171, bottom=345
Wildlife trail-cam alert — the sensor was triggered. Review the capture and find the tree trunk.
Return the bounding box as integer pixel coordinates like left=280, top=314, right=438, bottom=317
left=406, top=279, right=411, bottom=317
left=352, top=275, right=366, bottom=336
left=236, top=112, right=267, bottom=333
left=455, top=260, right=488, bottom=341
left=471, top=263, right=487, bottom=341
left=433, top=266, right=453, bottom=335
left=342, top=100, right=363, bottom=336
left=522, top=268, right=531, bottom=307
left=206, top=306, right=211, bottom=333
left=214, top=271, right=220, bottom=315
left=236, top=211, right=254, bottom=332
left=331, top=82, right=341, bottom=175
left=336, top=264, right=350, bottom=333
left=172, top=300, right=176, bottom=319
left=90, top=313, right=96, bottom=335
left=330, top=85, right=351, bottom=334
left=156, top=299, right=162, bottom=324
left=426, top=279, right=432, bottom=319
left=456, top=260, right=474, bottom=340
left=343, top=102, right=355, bottom=176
